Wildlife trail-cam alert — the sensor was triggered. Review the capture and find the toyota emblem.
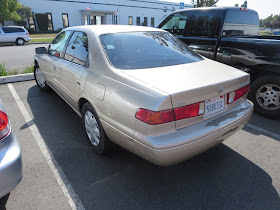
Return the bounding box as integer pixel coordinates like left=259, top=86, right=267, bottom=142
left=218, top=86, right=225, bottom=94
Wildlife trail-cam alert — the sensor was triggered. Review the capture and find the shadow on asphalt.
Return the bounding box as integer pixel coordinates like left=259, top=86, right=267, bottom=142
left=25, top=85, right=280, bottom=209
left=243, top=112, right=280, bottom=142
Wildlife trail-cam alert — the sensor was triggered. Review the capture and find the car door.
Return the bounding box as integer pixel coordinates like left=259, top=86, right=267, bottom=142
left=38, top=30, right=72, bottom=89
left=56, top=31, right=90, bottom=109
left=180, top=11, right=220, bottom=59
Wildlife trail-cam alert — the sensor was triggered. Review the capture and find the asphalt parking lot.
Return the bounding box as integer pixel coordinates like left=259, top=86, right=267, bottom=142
left=0, top=80, right=280, bottom=209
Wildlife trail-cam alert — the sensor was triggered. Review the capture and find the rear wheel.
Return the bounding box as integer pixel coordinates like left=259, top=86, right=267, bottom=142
left=34, top=64, right=50, bottom=91
left=248, top=76, right=280, bottom=119
left=82, top=103, right=114, bottom=154
left=16, top=38, right=25, bottom=46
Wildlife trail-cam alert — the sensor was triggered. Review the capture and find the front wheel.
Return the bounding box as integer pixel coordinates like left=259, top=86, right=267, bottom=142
left=82, top=103, right=114, bottom=154
left=248, top=76, right=280, bottom=119
left=34, top=64, right=50, bottom=91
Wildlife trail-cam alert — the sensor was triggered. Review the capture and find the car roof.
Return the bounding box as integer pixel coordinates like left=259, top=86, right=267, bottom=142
left=172, top=6, right=257, bottom=14
left=63, top=25, right=164, bottom=35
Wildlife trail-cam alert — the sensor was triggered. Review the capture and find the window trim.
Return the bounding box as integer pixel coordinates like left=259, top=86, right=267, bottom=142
left=62, top=13, right=69, bottom=28
left=46, top=12, right=54, bottom=31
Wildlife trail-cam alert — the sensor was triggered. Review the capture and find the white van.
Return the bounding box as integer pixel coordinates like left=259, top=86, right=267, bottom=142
left=0, top=26, right=31, bottom=46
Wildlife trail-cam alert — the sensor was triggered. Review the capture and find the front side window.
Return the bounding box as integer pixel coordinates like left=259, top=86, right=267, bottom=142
left=128, top=16, right=133, bottom=25
left=189, top=12, right=215, bottom=37
left=65, top=31, right=88, bottom=67
left=49, top=30, right=72, bottom=58
left=159, top=12, right=189, bottom=35
left=100, top=31, right=202, bottom=70
left=62, top=13, right=69, bottom=28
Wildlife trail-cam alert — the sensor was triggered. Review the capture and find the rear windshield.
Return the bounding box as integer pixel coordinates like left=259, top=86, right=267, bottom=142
left=100, top=31, right=202, bottom=70
left=225, top=10, right=259, bottom=25
left=1, top=27, right=25, bottom=33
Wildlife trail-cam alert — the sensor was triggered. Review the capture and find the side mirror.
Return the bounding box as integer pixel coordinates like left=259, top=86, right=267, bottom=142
left=35, top=47, right=47, bottom=54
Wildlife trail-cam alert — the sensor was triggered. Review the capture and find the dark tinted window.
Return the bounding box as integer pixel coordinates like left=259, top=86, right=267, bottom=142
left=225, top=10, right=259, bottom=25
left=49, top=31, right=72, bottom=58
left=136, top=17, right=140, bottom=26
left=2, top=27, right=25, bottom=33
left=189, top=12, right=215, bottom=37
left=65, top=32, right=88, bottom=67
left=159, top=12, right=189, bottom=35
left=100, top=31, right=202, bottom=70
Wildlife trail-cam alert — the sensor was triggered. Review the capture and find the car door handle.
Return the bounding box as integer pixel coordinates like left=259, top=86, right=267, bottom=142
left=77, top=81, right=81, bottom=85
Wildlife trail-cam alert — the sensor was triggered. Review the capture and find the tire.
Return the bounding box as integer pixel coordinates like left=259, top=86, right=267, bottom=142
left=248, top=76, right=280, bottom=119
left=82, top=102, right=114, bottom=154
left=34, top=64, right=50, bottom=91
left=0, top=193, right=10, bottom=207
left=15, top=38, right=25, bottom=46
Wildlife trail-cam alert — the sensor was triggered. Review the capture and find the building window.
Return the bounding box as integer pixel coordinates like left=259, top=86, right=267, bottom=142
left=136, top=17, right=140, bottom=26
left=151, top=17, right=155, bottom=27
left=28, top=13, right=36, bottom=30
left=142, top=17, right=147, bottom=26
left=128, top=16, right=133, bottom=25
left=62, top=13, right=69, bottom=28
left=46, top=13, right=53, bottom=31
left=114, top=15, right=118, bottom=25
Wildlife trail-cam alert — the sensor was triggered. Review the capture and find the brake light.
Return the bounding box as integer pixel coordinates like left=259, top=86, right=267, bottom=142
left=174, top=102, right=204, bottom=120
left=227, top=84, right=250, bottom=104
left=135, top=108, right=175, bottom=125
left=0, top=110, right=10, bottom=140
left=26, top=33, right=29, bottom=35
left=240, top=7, right=248, bottom=11
left=136, top=102, right=205, bottom=125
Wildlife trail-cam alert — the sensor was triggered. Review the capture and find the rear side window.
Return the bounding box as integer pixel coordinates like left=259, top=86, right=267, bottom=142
left=2, top=27, right=25, bottom=33
left=65, top=32, right=88, bottom=67
left=189, top=12, right=215, bottom=37
left=49, top=31, right=72, bottom=58
left=159, top=12, right=189, bottom=35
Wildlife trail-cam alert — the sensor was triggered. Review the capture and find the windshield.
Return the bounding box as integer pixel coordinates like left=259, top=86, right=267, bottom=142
left=100, top=31, right=203, bottom=70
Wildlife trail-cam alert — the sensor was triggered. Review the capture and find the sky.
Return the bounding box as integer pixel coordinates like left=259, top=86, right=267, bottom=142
left=161, top=0, right=280, bottom=19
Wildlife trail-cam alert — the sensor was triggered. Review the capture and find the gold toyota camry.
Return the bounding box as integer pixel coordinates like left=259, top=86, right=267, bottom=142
left=34, top=25, right=253, bottom=166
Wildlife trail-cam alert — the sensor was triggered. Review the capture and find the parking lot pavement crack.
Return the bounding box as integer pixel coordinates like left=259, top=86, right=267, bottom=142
left=7, top=83, right=85, bottom=210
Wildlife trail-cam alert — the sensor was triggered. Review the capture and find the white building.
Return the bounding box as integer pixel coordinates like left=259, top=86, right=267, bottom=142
left=18, top=0, right=192, bottom=31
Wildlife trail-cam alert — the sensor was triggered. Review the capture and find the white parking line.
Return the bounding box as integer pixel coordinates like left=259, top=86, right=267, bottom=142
left=246, top=123, right=280, bottom=140
left=7, top=83, right=85, bottom=210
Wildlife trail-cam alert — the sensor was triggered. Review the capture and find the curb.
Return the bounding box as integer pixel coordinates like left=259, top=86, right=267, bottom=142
left=0, top=73, right=34, bottom=85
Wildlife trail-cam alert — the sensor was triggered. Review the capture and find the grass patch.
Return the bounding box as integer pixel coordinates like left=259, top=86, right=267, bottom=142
left=30, top=33, right=57, bottom=38
left=22, top=65, right=34, bottom=74
left=0, top=63, right=33, bottom=77
left=29, top=38, right=53, bottom=44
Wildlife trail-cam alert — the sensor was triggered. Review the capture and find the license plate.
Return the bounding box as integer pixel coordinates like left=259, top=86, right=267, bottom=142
left=205, top=96, right=224, bottom=117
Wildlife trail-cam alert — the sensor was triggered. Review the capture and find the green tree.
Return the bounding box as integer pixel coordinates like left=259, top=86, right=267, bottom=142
left=241, top=0, right=248, bottom=8
left=195, top=0, right=218, bottom=7
left=0, top=0, right=21, bottom=21
left=234, top=4, right=239, bottom=7
left=17, top=5, right=32, bottom=20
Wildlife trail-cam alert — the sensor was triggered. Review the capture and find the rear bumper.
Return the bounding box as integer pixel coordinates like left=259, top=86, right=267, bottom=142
left=24, top=37, right=31, bottom=42
left=0, top=130, right=22, bottom=198
left=103, top=100, right=253, bottom=166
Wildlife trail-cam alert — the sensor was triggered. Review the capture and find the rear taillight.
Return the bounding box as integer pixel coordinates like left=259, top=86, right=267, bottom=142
left=240, top=7, right=248, bottom=11
left=135, top=109, right=175, bottom=125
left=227, top=85, right=250, bottom=104
left=26, top=33, right=29, bottom=35
left=174, top=102, right=204, bottom=120
left=0, top=110, right=10, bottom=140
left=136, top=102, right=204, bottom=125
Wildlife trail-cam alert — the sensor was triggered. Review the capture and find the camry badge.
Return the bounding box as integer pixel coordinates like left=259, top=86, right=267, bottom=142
left=218, top=86, right=225, bottom=94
